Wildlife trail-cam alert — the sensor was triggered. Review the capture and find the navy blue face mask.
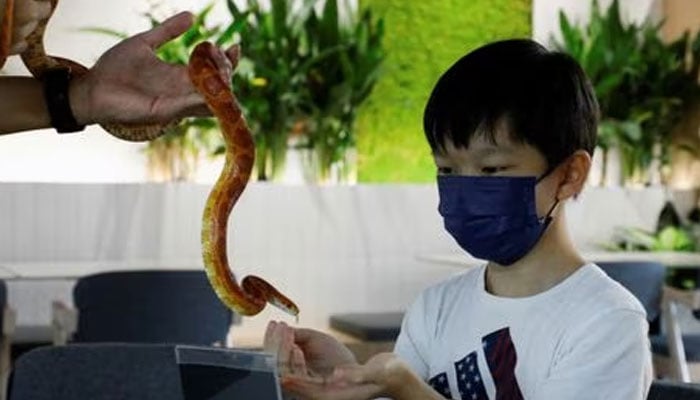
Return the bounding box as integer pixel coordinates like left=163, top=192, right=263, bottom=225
left=437, top=174, right=559, bottom=266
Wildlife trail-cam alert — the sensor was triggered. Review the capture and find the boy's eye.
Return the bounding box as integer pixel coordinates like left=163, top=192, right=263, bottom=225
left=437, top=167, right=453, bottom=175
left=481, top=166, right=507, bottom=175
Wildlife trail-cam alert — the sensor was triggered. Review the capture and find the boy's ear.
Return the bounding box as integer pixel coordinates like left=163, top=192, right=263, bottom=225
left=556, top=150, right=591, bottom=201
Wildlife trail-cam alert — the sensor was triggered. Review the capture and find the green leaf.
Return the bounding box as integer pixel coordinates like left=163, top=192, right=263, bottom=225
left=77, top=27, right=129, bottom=40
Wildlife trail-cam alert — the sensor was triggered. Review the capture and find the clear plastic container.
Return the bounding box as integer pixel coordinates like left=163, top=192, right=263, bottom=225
left=175, top=345, right=283, bottom=400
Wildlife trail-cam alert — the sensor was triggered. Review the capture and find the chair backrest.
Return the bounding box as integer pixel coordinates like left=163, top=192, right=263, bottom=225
left=647, top=379, right=700, bottom=399
left=596, top=261, right=666, bottom=323
left=0, top=279, right=6, bottom=330
left=8, top=344, right=283, bottom=400
left=8, top=344, right=183, bottom=400
left=73, top=270, right=233, bottom=345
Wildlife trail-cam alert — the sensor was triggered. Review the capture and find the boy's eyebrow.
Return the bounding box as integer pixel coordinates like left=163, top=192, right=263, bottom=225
left=471, top=144, right=517, bottom=156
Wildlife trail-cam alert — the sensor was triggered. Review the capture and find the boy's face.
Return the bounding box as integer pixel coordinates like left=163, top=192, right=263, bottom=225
left=433, top=125, right=563, bottom=218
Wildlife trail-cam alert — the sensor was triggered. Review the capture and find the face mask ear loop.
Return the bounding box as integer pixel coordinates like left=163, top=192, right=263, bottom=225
left=539, top=199, right=560, bottom=226
left=536, top=162, right=564, bottom=226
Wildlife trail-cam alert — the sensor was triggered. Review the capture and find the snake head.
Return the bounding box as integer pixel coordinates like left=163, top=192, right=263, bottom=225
left=190, top=41, right=235, bottom=90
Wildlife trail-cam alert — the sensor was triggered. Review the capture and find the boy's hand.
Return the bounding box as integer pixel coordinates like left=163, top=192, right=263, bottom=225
left=280, top=352, right=410, bottom=400
left=264, top=321, right=357, bottom=377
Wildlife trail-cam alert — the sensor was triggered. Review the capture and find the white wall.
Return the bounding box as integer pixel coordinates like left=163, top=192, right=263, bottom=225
left=533, top=0, right=662, bottom=46
left=2, top=183, right=693, bottom=341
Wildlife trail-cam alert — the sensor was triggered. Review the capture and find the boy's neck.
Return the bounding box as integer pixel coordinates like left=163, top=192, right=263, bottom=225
left=484, top=210, right=586, bottom=298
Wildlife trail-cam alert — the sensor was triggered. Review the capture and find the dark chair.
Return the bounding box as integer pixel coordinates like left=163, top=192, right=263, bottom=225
left=596, top=261, right=700, bottom=382
left=7, top=343, right=281, bottom=400
left=329, top=312, right=404, bottom=342
left=52, top=270, right=235, bottom=346
left=596, top=261, right=666, bottom=332
left=647, top=379, right=700, bottom=399
left=0, top=281, right=15, bottom=400
left=656, top=280, right=700, bottom=382
left=329, top=312, right=404, bottom=363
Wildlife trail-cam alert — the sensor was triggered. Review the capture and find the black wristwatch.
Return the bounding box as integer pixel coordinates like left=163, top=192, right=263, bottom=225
left=42, top=67, right=86, bottom=133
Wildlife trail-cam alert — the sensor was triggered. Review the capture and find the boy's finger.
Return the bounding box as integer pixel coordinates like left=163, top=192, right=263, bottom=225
left=263, top=321, right=277, bottom=352
left=290, top=345, right=307, bottom=375
left=277, top=322, right=294, bottom=370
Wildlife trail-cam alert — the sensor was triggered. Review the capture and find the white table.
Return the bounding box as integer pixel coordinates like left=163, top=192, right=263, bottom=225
left=416, top=251, right=700, bottom=268
left=0, top=259, right=205, bottom=280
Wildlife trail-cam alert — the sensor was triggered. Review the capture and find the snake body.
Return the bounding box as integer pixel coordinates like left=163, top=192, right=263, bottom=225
left=0, top=0, right=171, bottom=141
left=190, top=42, right=299, bottom=317
left=0, top=2, right=298, bottom=317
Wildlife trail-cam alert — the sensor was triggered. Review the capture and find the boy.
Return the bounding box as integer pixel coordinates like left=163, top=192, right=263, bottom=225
left=264, top=39, right=652, bottom=400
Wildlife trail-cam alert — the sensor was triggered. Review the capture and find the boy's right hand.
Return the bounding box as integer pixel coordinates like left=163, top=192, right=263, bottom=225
left=264, top=321, right=357, bottom=378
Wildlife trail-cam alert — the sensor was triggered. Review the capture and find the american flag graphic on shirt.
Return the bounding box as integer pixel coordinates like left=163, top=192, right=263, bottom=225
left=428, top=327, right=523, bottom=400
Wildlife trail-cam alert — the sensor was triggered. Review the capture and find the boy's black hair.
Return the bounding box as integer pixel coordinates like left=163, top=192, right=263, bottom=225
left=423, top=39, right=599, bottom=170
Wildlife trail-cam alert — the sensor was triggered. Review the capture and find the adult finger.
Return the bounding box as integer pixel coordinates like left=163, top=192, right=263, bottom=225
left=14, top=0, right=51, bottom=25
left=12, top=21, right=37, bottom=42
left=10, top=40, right=27, bottom=54
left=225, top=45, right=240, bottom=70
left=137, top=11, right=193, bottom=49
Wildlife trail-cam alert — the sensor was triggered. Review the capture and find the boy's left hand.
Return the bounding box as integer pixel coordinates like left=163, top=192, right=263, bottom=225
left=281, top=352, right=408, bottom=400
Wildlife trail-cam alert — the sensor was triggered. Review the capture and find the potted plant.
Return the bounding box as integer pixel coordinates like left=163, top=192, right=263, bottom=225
left=296, top=0, right=385, bottom=183
left=223, top=0, right=314, bottom=181
left=555, top=0, right=700, bottom=186
left=225, top=0, right=384, bottom=183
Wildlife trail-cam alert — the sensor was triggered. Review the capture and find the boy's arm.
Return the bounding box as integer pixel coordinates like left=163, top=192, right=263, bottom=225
left=383, top=359, right=447, bottom=400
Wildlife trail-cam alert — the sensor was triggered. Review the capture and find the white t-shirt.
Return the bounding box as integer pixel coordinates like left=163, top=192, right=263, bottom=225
left=394, top=263, right=653, bottom=400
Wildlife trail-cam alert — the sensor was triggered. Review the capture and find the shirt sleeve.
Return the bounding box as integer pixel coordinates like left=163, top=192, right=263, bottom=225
left=393, top=290, right=433, bottom=380
left=532, top=308, right=653, bottom=400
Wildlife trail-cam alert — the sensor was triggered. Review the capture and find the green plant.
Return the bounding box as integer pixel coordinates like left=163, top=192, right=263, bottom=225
left=297, top=0, right=385, bottom=182
left=84, top=5, right=231, bottom=181
left=603, top=226, right=697, bottom=252
left=355, top=0, right=532, bottom=182
left=555, top=0, right=700, bottom=186
left=224, top=0, right=315, bottom=181
left=226, top=0, right=384, bottom=183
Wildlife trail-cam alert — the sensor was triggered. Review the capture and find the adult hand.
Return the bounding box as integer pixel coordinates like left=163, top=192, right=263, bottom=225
left=69, top=11, right=238, bottom=129
left=6, top=0, right=51, bottom=54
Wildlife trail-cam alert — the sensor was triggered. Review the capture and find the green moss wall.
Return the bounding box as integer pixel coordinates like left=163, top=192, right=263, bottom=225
left=356, top=0, right=532, bottom=182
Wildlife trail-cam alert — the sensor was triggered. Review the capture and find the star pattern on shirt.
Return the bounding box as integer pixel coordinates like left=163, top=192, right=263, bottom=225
left=429, top=372, right=453, bottom=398
left=454, top=351, right=488, bottom=400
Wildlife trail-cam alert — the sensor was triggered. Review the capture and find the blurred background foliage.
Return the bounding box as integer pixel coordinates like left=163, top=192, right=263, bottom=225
left=355, top=0, right=532, bottom=182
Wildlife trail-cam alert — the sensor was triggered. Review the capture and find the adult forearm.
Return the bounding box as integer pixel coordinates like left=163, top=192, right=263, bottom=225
left=0, top=76, right=91, bottom=136
left=0, top=77, right=52, bottom=135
